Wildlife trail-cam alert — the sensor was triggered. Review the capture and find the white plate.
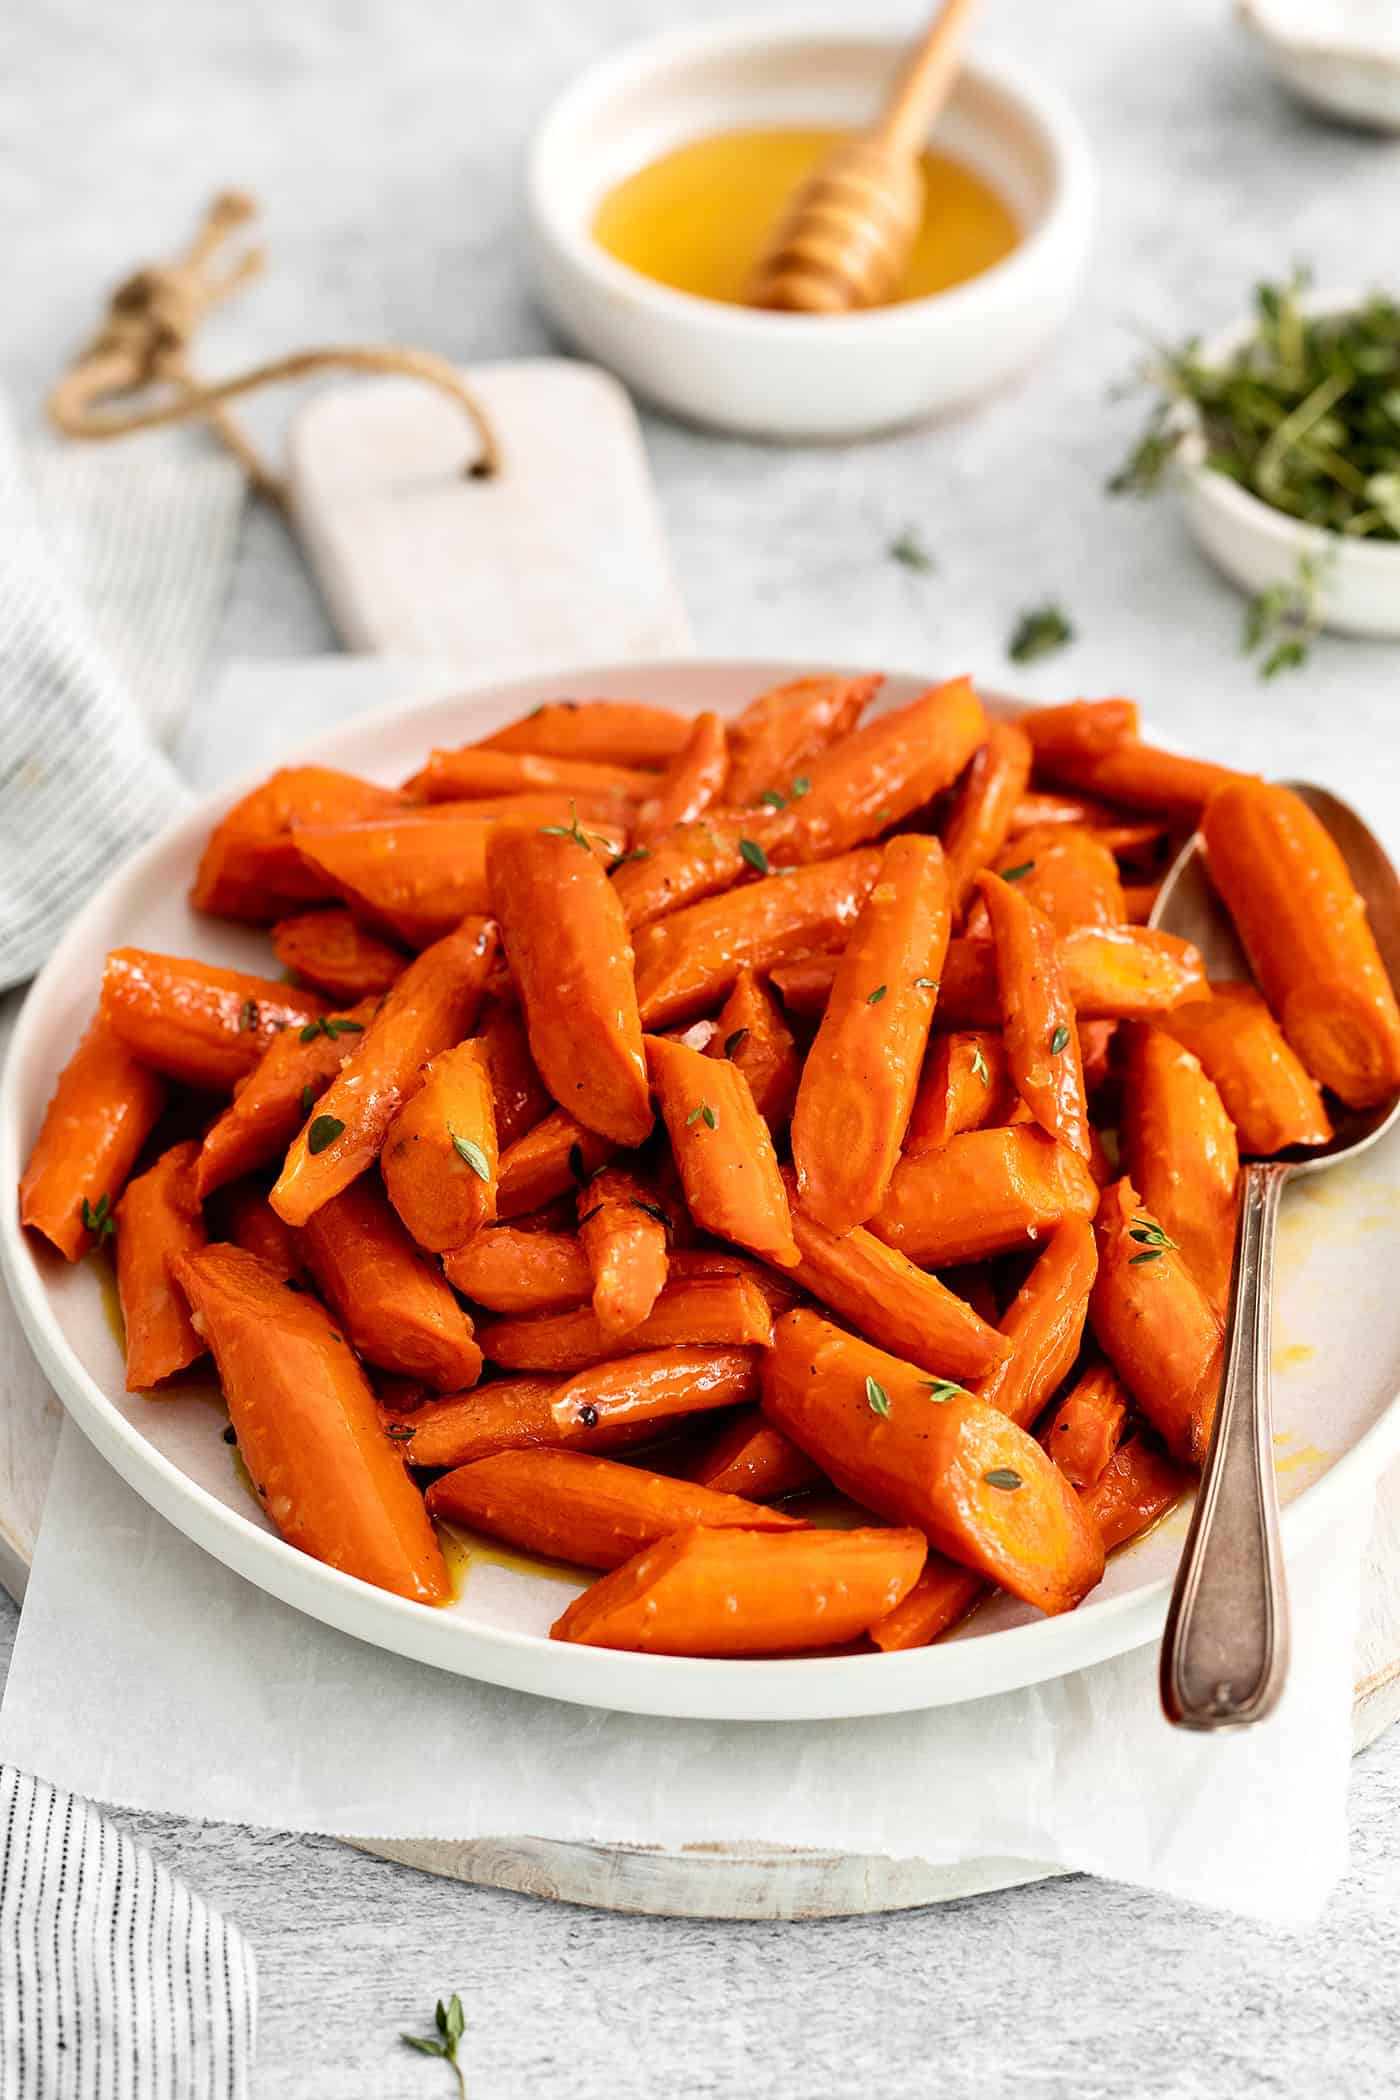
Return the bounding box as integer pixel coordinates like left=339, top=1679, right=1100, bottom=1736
left=5, top=657, right=1400, bottom=1722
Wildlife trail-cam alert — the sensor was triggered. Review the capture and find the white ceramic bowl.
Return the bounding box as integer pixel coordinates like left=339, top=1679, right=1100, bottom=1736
left=1238, top=0, right=1400, bottom=133
left=527, top=18, right=1095, bottom=440
left=1176, top=292, right=1400, bottom=640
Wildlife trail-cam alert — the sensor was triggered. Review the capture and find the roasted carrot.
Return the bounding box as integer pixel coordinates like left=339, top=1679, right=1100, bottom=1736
left=577, top=1166, right=670, bottom=1338
left=479, top=699, right=692, bottom=767
left=443, top=1226, right=591, bottom=1313
left=381, top=1040, right=498, bottom=1252
left=868, top=1556, right=986, bottom=1651
left=632, top=712, right=729, bottom=843
left=426, top=1449, right=804, bottom=1570
left=100, top=950, right=327, bottom=1093
left=610, top=809, right=797, bottom=930
left=286, top=814, right=489, bottom=949
left=270, top=909, right=406, bottom=1000
left=666, top=1246, right=803, bottom=1316
left=488, top=822, right=653, bottom=1147
left=380, top=1375, right=663, bottom=1469
left=548, top=1346, right=761, bottom=1441
left=903, top=1030, right=1020, bottom=1156
left=1018, top=698, right=1139, bottom=770
left=175, top=1243, right=449, bottom=1602
left=496, top=1109, right=614, bottom=1218
left=552, top=1523, right=926, bottom=1656
left=975, top=1218, right=1098, bottom=1429
left=647, top=1034, right=799, bottom=1265
left=115, top=1140, right=207, bottom=1390
left=1079, top=1428, right=1191, bottom=1551
left=1201, top=779, right=1400, bottom=1109
left=271, top=916, right=497, bottom=1227
left=19, top=1012, right=167, bottom=1260
left=776, top=1166, right=1010, bottom=1383
left=194, top=997, right=378, bottom=1201
left=722, top=672, right=879, bottom=808
left=1119, top=1023, right=1239, bottom=1312
left=704, top=966, right=801, bottom=1132
left=221, top=1182, right=301, bottom=1279
left=1032, top=739, right=1251, bottom=819
left=985, top=827, right=1126, bottom=932
left=761, top=1311, right=1104, bottom=1614
left=785, top=677, right=987, bottom=858
left=191, top=766, right=403, bottom=921
left=870, top=1125, right=1099, bottom=1266
left=1089, top=1178, right=1223, bottom=1466
left=791, top=835, right=950, bottom=1233
left=976, top=870, right=1092, bottom=1161
left=940, top=720, right=1034, bottom=919
left=404, top=746, right=652, bottom=804
left=300, top=1173, right=482, bottom=1389
left=478, top=1272, right=774, bottom=1372
left=634, top=848, right=883, bottom=1028
left=673, top=1409, right=825, bottom=1500
left=473, top=997, right=553, bottom=1148
left=1158, top=983, right=1332, bottom=1157
left=1040, top=1363, right=1129, bottom=1490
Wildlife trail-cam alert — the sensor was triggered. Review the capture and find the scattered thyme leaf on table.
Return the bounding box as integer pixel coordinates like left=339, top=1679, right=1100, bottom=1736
left=401, top=1992, right=467, bottom=2098
left=1008, top=603, right=1075, bottom=663
left=889, top=526, right=937, bottom=573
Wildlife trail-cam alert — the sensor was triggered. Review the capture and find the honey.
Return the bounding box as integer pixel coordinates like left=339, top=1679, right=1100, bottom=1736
left=592, top=127, right=1019, bottom=309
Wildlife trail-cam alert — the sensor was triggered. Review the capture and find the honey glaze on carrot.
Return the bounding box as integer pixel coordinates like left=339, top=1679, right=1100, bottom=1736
left=435, top=1520, right=586, bottom=1596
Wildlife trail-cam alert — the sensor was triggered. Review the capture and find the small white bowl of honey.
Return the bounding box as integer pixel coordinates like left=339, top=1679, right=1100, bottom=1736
left=528, top=16, right=1094, bottom=441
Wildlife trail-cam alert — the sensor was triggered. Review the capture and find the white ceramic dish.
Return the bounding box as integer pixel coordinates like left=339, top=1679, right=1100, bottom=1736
left=5, top=657, right=1400, bottom=1723
left=1239, top=0, right=1400, bottom=132
left=527, top=19, right=1094, bottom=440
left=1176, top=293, right=1400, bottom=639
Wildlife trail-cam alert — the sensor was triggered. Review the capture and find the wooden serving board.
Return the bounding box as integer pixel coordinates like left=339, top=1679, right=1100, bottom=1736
left=4, top=362, right=1400, bottom=1918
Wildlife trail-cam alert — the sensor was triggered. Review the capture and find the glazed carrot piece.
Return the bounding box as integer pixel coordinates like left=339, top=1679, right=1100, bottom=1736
left=270, top=909, right=406, bottom=1000
left=1201, top=779, right=1400, bottom=1109
left=1158, top=983, right=1333, bottom=1157
left=577, top=1166, right=670, bottom=1338
left=496, top=1109, right=614, bottom=1218
left=1120, top=1023, right=1239, bottom=1312
left=1040, top=1363, right=1129, bottom=1490
left=488, top=822, right=653, bottom=1146
left=1019, top=698, right=1139, bottom=770
left=221, top=1182, right=301, bottom=1279
left=704, top=967, right=801, bottom=1132
left=870, top=1125, right=1099, bottom=1267
left=632, top=712, right=729, bottom=844
left=548, top=1346, right=761, bottom=1440
left=767, top=952, right=846, bottom=1016
left=443, top=1227, right=591, bottom=1313
left=776, top=1166, right=1010, bottom=1383
left=477, top=1272, right=774, bottom=1372
left=286, top=814, right=487, bottom=949
left=1032, top=740, right=1252, bottom=819
left=381, top=1041, right=498, bottom=1252
left=301, top=1174, right=482, bottom=1389
left=976, top=870, right=1092, bottom=1162
left=114, top=1141, right=207, bottom=1391
left=791, top=836, right=950, bottom=1233
left=478, top=699, right=692, bottom=767
left=175, top=1244, right=449, bottom=1603
left=722, top=672, right=879, bottom=808
left=552, top=1524, right=926, bottom=1656
left=473, top=998, right=553, bottom=1148
left=380, top=1376, right=665, bottom=1469
left=1123, top=883, right=1159, bottom=925
left=1079, top=1429, right=1191, bottom=1551
left=761, top=1311, right=1104, bottom=1614
left=19, top=1012, right=167, bottom=1260
left=403, top=747, right=652, bottom=804
left=975, top=1219, right=1098, bottom=1430
left=985, top=827, right=1126, bottom=933
left=271, top=916, right=497, bottom=1227
left=191, top=766, right=403, bottom=921
left=1010, top=789, right=1153, bottom=838
left=1089, top=1178, right=1224, bottom=1467
left=940, top=720, right=1034, bottom=919
left=610, top=809, right=797, bottom=930
left=646, top=1034, right=799, bottom=1265
left=786, top=677, right=987, bottom=858
left=673, top=1409, right=825, bottom=1500
left=194, top=997, right=378, bottom=1200
left=634, top=848, right=883, bottom=1028
left=868, top=1557, right=986, bottom=1651
left=666, top=1246, right=803, bottom=1317
left=904, top=1030, right=1020, bottom=1156
left=427, top=1449, right=804, bottom=1570
left=100, top=950, right=327, bottom=1093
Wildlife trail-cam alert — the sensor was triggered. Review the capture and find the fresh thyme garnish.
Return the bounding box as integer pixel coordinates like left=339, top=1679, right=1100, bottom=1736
left=1008, top=604, right=1075, bottom=663
left=866, top=1376, right=892, bottom=1418
left=610, top=845, right=650, bottom=868
left=970, top=1044, right=991, bottom=1087
left=984, top=1468, right=1023, bottom=1491
left=81, top=1193, right=116, bottom=1242
left=1128, top=1216, right=1178, bottom=1264
left=402, top=1993, right=467, bottom=2098
left=1049, top=1023, right=1071, bottom=1055
left=738, top=837, right=770, bottom=876
left=300, top=1084, right=316, bottom=1116
left=539, top=800, right=611, bottom=852
left=723, top=1028, right=750, bottom=1059
left=686, top=1103, right=719, bottom=1130
left=757, top=789, right=787, bottom=811
left=306, top=1114, right=345, bottom=1156
left=1000, top=861, right=1034, bottom=883
left=874, top=806, right=893, bottom=825
left=238, top=998, right=259, bottom=1032
left=631, top=1198, right=670, bottom=1227
left=790, top=776, right=811, bottom=799
left=449, top=1129, right=492, bottom=1181
left=1242, top=550, right=1329, bottom=678
left=567, top=1141, right=587, bottom=1184
left=867, top=985, right=888, bottom=1005
left=386, top=1424, right=416, bottom=1442
left=925, top=1379, right=967, bottom=1403
left=577, top=1203, right=603, bottom=1227
left=889, top=527, right=937, bottom=573
left=300, top=1016, right=365, bottom=1043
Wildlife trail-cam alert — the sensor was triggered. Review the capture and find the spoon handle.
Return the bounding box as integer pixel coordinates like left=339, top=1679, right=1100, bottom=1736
left=1159, top=1160, right=1291, bottom=1729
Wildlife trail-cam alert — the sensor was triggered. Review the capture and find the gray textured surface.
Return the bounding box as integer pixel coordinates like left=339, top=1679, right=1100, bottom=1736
left=7, top=0, right=1400, bottom=2091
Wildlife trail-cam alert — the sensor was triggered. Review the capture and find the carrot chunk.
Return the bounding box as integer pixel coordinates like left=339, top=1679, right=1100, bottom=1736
left=270, top=909, right=407, bottom=1000
left=940, top=720, right=1034, bottom=920
left=673, top=1409, right=825, bottom=1500
left=477, top=1272, right=774, bottom=1372
left=548, top=1347, right=761, bottom=1440
left=1158, top=983, right=1332, bottom=1157
left=975, top=1218, right=1098, bottom=1430
left=195, top=997, right=378, bottom=1201
left=1041, top=1364, right=1129, bottom=1491
left=647, top=1034, right=799, bottom=1266
left=871, top=1125, right=1099, bottom=1267
left=192, top=766, right=402, bottom=921
left=115, top=1140, right=207, bottom=1390
left=405, top=747, right=652, bottom=804
left=904, top=1030, right=1020, bottom=1156
left=1120, top=1023, right=1239, bottom=1312
left=1088, top=1178, right=1223, bottom=1467
left=478, top=700, right=692, bottom=767
left=301, top=1175, right=482, bottom=1390
left=382, top=1040, right=498, bottom=1252
left=496, top=1109, right=614, bottom=1218
left=784, top=677, right=987, bottom=858
left=976, top=870, right=1092, bottom=1161
left=444, top=1227, right=592, bottom=1314
left=100, top=950, right=327, bottom=1093
left=19, top=1012, right=167, bottom=1261
left=632, top=712, right=729, bottom=843
left=703, top=966, right=801, bottom=1132
left=722, top=672, right=879, bottom=809
left=577, top=1166, right=670, bottom=1339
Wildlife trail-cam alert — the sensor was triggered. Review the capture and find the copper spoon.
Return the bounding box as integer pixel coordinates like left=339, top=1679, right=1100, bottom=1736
left=1151, top=785, right=1400, bottom=1729
left=746, top=0, right=980, bottom=313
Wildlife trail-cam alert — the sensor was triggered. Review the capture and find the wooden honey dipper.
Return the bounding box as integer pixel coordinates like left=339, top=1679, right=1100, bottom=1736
left=747, top=0, right=981, bottom=313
